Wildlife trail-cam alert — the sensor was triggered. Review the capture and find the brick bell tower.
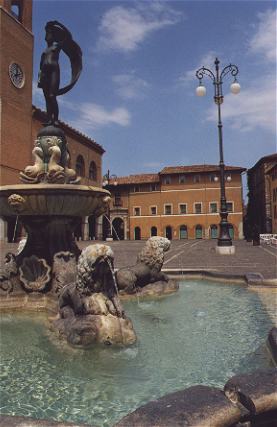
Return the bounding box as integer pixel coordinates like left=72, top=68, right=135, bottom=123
left=0, top=0, right=33, bottom=184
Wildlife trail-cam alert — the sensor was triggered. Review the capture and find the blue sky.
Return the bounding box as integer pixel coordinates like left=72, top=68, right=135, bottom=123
left=32, top=0, right=276, bottom=185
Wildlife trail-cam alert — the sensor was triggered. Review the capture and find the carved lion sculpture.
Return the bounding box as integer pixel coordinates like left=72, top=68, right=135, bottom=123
left=52, top=244, right=136, bottom=347
left=116, top=236, right=171, bottom=294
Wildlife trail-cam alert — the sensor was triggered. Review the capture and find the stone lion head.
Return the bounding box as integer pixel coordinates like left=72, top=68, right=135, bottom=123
left=137, top=236, right=171, bottom=269
left=76, top=244, right=114, bottom=294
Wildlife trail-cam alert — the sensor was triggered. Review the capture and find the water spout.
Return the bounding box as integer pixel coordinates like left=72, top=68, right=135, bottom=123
left=12, top=215, right=19, bottom=243
left=103, top=215, right=120, bottom=241
left=106, top=257, right=119, bottom=297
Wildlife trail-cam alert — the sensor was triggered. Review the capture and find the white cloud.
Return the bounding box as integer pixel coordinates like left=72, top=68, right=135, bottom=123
left=112, top=73, right=149, bottom=99
left=206, top=75, right=276, bottom=134
left=32, top=81, right=44, bottom=107
left=71, top=102, right=131, bottom=130
left=202, top=9, right=276, bottom=135
left=179, top=51, right=218, bottom=84
left=248, top=9, right=276, bottom=63
left=97, top=2, right=182, bottom=52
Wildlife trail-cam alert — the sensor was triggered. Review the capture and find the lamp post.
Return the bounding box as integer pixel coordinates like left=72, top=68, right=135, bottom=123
left=196, top=58, right=240, bottom=254
left=103, top=169, right=117, bottom=240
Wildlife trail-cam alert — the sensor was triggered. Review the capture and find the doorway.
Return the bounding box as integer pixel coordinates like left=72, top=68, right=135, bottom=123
left=165, top=226, right=172, bottom=240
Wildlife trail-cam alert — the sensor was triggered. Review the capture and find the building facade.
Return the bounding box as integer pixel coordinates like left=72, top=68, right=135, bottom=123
left=105, top=165, right=245, bottom=241
left=0, top=0, right=105, bottom=241
left=246, top=153, right=277, bottom=236
left=266, top=163, right=277, bottom=234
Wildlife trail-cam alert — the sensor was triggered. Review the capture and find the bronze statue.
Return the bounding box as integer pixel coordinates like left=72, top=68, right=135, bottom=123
left=38, top=21, right=82, bottom=126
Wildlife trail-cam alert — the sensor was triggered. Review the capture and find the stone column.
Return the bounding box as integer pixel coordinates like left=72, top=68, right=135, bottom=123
left=238, top=221, right=243, bottom=239
left=97, top=215, right=103, bottom=241
left=124, top=217, right=128, bottom=240
left=83, top=216, right=89, bottom=241
left=0, top=218, right=7, bottom=242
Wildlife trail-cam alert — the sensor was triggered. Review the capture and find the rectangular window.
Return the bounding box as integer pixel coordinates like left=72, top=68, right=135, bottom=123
left=194, top=175, right=201, bottom=183
left=163, top=176, right=171, bottom=185
left=164, top=204, right=172, bottom=215
left=179, top=175, right=186, bottom=184
left=133, top=185, right=140, bottom=192
left=134, top=207, right=141, bottom=216
left=114, top=193, right=122, bottom=207
left=209, top=174, right=218, bottom=182
left=194, top=203, right=202, bottom=214
left=179, top=204, right=187, bottom=214
left=150, top=183, right=158, bottom=191
left=226, top=202, right=234, bottom=212
left=150, top=206, right=157, bottom=215
left=210, top=202, right=217, bottom=213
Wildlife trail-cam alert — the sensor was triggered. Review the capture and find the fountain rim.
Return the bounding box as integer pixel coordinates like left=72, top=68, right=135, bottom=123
left=0, top=183, right=110, bottom=195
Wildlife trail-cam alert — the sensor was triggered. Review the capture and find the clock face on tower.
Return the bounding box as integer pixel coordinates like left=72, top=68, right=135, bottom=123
left=9, top=62, right=25, bottom=88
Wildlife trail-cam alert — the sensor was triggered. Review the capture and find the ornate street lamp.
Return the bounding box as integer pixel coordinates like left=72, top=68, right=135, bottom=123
left=196, top=58, right=240, bottom=253
left=103, top=169, right=117, bottom=240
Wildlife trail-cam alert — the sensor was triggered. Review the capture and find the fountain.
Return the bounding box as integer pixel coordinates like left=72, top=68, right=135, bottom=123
left=0, top=20, right=136, bottom=346
left=0, top=19, right=275, bottom=427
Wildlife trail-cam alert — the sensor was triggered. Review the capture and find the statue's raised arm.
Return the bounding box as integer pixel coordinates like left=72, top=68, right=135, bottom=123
left=38, top=20, right=82, bottom=126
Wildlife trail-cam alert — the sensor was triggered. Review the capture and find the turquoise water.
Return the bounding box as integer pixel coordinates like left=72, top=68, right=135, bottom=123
left=0, top=281, right=274, bottom=427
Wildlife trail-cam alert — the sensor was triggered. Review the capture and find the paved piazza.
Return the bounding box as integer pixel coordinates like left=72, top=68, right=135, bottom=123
left=1, top=239, right=276, bottom=280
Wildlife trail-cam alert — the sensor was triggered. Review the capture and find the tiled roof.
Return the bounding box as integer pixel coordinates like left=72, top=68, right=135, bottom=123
left=109, top=174, right=160, bottom=185
left=248, top=153, right=277, bottom=173
left=32, top=106, right=105, bottom=154
left=108, top=164, right=246, bottom=185
left=159, top=164, right=246, bottom=174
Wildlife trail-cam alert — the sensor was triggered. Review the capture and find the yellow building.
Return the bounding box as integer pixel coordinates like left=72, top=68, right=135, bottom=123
left=105, top=164, right=246, bottom=240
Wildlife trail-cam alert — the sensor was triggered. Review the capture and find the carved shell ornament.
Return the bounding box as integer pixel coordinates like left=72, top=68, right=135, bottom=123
left=19, top=256, right=51, bottom=292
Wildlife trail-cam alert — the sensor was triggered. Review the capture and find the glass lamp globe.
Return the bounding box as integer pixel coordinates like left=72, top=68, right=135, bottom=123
left=103, top=180, right=108, bottom=187
left=230, top=81, right=241, bottom=94
left=214, top=176, right=219, bottom=182
left=226, top=175, right=232, bottom=182
left=196, top=85, right=206, bottom=96
left=113, top=181, right=118, bottom=186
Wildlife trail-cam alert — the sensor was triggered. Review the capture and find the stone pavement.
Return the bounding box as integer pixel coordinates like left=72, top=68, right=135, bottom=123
left=1, top=239, right=276, bottom=280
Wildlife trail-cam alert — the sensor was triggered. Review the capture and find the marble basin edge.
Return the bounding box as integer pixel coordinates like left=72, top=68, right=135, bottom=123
left=0, top=184, right=110, bottom=217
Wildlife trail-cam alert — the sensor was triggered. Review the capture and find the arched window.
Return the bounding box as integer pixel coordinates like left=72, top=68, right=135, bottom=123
left=89, top=161, right=97, bottom=181
left=210, top=224, right=218, bottom=239
left=179, top=225, right=188, bottom=239
left=134, top=227, right=141, bottom=240
left=76, top=155, right=85, bottom=177
left=11, top=1, right=22, bottom=22
left=165, top=226, right=172, bottom=240
left=195, top=224, right=203, bottom=239
left=151, top=226, right=157, bottom=237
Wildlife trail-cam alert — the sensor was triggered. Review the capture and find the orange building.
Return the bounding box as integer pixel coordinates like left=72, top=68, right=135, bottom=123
left=105, top=165, right=246, bottom=241
left=0, top=0, right=105, bottom=241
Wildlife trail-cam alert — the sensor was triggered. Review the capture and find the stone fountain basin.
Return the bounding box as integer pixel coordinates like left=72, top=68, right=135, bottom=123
left=0, top=184, right=110, bottom=217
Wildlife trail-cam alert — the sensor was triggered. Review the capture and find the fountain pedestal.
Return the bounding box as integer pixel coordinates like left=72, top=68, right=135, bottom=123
left=0, top=183, right=110, bottom=265
left=17, top=215, right=81, bottom=264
